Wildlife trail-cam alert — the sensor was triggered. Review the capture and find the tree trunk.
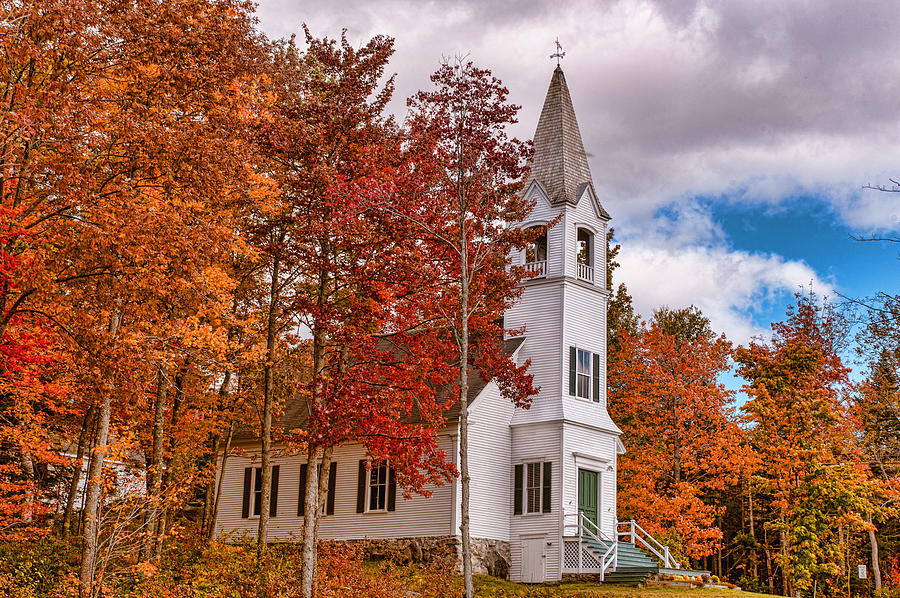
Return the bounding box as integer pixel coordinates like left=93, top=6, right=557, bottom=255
left=208, top=421, right=234, bottom=540
left=78, top=408, right=101, bottom=537
left=868, top=513, right=882, bottom=591
left=19, top=448, right=35, bottom=521
left=141, top=367, right=168, bottom=561
left=780, top=528, right=791, bottom=597
left=459, top=239, right=473, bottom=598
left=315, top=446, right=333, bottom=540
left=155, top=363, right=186, bottom=558
left=257, top=255, right=281, bottom=558
left=62, top=405, right=93, bottom=537
left=202, top=370, right=233, bottom=539
left=79, top=300, right=123, bottom=598
left=748, top=479, right=758, bottom=580
left=300, top=445, right=323, bottom=598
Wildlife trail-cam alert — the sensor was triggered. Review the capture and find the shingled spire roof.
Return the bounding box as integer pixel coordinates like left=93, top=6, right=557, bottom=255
left=530, top=66, right=593, bottom=205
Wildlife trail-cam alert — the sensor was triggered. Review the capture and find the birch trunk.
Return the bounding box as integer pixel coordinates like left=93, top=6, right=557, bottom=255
left=79, top=300, right=123, bottom=598
left=62, top=405, right=93, bottom=537
left=868, top=513, right=882, bottom=591
left=257, top=255, right=281, bottom=558
left=459, top=235, right=473, bottom=598
left=300, top=445, right=323, bottom=598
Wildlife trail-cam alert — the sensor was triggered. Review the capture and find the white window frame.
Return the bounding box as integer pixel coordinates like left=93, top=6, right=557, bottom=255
left=366, top=461, right=389, bottom=513
left=525, top=462, right=543, bottom=514
left=251, top=467, right=262, bottom=517
left=576, top=348, right=591, bottom=400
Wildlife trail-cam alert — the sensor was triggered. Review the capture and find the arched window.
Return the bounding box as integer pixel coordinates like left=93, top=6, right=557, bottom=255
left=576, top=228, right=594, bottom=282
left=525, top=226, right=548, bottom=278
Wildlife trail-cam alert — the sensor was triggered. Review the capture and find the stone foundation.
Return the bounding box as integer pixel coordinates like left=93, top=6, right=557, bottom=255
left=470, top=537, right=511, bottom=579
left=345, top=536, right=510, bottom=579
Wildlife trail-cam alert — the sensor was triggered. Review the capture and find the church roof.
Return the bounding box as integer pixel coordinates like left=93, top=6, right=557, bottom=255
left=233, top=337, right=527, bottom=441
left=530, top=66, right=594, bottom=206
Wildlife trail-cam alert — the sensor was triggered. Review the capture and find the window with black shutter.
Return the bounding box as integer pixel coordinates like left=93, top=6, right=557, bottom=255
left=241, top=465, right=279, bottom=518
left=356, top=460, right=396, bottom=513
left=569, top=346, right=601, bottom=402
left=512, top=461, right=552, bottom=515
left=298, top=462, right=338, bottom=517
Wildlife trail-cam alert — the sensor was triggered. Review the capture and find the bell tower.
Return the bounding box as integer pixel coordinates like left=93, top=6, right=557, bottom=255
left=506, top=65, right=618, bottom=434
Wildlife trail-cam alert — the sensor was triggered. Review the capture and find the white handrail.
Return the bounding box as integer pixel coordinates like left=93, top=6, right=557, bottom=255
left=600, top=537, right=618, bottom=580
left=563, top=511, right=613, bottom=543
left=616, top=519, right=680, bottom=569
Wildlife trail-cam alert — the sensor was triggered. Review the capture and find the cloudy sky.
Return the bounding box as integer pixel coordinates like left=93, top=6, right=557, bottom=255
left=254, top=0, right=900, bottom=351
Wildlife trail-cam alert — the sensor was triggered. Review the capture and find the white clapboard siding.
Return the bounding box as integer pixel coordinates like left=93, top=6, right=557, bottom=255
left=467, top=380, right=514, bottom=541
left=508, top=422, right=563, bottom=582
left=506, top=282, right=564, bottom=426
left=562, top=281, right=609, bottom=407
left=562, top=423, right=619, bottom=540
left=215, top=435, right=456, bottom=542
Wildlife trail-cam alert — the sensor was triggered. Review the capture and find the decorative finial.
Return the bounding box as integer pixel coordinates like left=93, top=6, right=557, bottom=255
left=551, top=38, right=565, bottom=66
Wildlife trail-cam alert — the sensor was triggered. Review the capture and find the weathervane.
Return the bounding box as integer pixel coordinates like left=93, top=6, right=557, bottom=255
left=551, top=38, right=565, bottom=65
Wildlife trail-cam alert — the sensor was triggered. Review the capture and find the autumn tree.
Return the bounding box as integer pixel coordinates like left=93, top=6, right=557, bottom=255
left=0, top=0, right=109, bottom=541
left=404, top=60, right=538, bottom=598
left=609, top=306, right=748, bottom=562
left=0, top=0, right=270, bottom=592
left=736, top=292, right=874, bottom=596
left=853, top=299, right=900, bottom=592
left=253, top=31, right=467, bottom=598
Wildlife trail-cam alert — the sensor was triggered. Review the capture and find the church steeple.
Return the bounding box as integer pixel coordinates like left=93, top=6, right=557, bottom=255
left=530, top=66, right=594, bottom=206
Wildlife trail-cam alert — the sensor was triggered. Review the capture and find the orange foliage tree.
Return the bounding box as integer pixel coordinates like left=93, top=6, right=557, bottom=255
left=736, top=292, right=874, bottom=596
left=609, top=306, right=750, bottom=561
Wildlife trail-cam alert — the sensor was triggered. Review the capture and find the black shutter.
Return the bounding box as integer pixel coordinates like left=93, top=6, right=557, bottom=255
left=253, top=467, right=263, bottom=516
left=356, top=460, right=367, bottom=513
left=387, top=467, right=397, bottom=512
left=592, top=352, right=601, bottom=403
left=241, top=467, right=252, bottom=519
left=569, top=346, right=577, bottom=395
left=542, top=462, right=552, bottom=513
left=270, top=465, right=280, bottom=517
left=513, top=464, right=523, bottom=515
left=298, top=463, right=308, bottom=516
left=327, top=462, right=337, bottom=515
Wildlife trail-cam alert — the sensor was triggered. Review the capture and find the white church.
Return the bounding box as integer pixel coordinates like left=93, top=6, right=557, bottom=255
left=215, top=66, right=681, bottom=585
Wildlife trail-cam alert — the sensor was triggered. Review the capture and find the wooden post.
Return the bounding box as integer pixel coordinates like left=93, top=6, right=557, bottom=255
left=578, top=512, right=583, bottom=574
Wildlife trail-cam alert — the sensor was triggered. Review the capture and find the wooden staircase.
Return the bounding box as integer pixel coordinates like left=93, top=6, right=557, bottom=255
left=601, top=542, right=658, bottom=586
left=562, top=516, right=684, bottom=585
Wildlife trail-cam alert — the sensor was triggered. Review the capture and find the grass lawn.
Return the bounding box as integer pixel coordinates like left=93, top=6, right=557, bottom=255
left=473, top=576, right=768, bottom=598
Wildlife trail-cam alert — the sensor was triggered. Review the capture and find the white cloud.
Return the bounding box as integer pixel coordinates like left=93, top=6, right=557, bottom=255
left=617, top=242, right=830, bottom=345
left=253, top=0, right=898, bottom=344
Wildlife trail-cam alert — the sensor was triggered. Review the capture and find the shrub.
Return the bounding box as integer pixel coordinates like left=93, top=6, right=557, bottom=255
left=0, top=535, right=74, bottom=598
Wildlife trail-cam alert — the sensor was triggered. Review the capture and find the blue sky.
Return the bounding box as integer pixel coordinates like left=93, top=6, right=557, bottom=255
left=252, top=0, right=900, bottom=382
left=715, top=197, right=900, bottom=306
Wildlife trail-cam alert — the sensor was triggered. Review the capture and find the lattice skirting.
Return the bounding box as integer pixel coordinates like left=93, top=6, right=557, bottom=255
left=562, top=540, right=605, bottom=572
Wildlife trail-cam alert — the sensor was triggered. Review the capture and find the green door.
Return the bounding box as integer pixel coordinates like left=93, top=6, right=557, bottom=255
left=578, top=469, right=599, bottom=536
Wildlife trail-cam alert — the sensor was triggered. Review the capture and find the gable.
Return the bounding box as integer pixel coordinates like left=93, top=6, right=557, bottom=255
left=574, top=182, right=611, bottom=222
